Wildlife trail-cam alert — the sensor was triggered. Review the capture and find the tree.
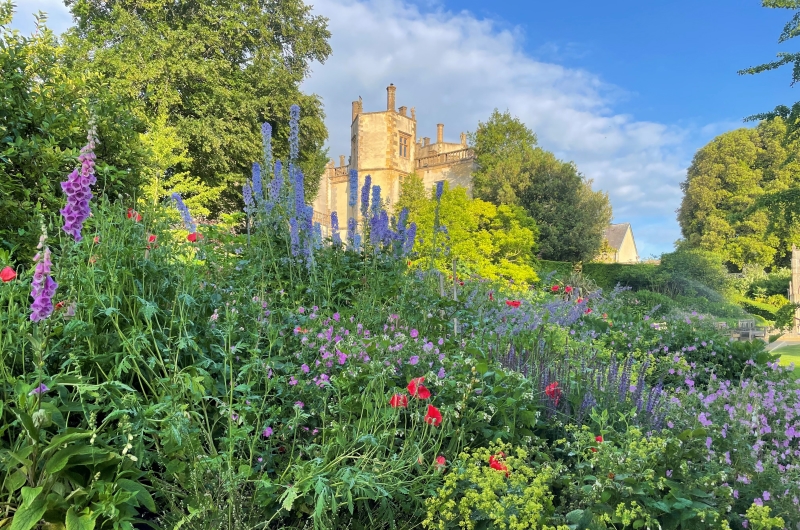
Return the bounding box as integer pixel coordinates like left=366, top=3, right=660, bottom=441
left=0, top=5, right=146, bottom=261
left=400, top=176, right=539, bottom=286
left=469, top=110, right=613, bottom=262
left=677, top=117, right=800, bottom=269
left=63, top=0, right=332, bottom=214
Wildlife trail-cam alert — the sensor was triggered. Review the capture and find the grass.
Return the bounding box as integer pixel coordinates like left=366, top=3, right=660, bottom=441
left=772, top=343, right=800, bottom=377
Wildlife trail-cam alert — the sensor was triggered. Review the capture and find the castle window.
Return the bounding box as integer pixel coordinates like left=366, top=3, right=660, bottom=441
left=399, top=134, right=409, bottom=158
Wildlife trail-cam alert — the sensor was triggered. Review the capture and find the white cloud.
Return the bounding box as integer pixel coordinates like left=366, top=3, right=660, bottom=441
left=300, top=0, right=706, bottom=257
left=9, top=0, right=72, bottom=35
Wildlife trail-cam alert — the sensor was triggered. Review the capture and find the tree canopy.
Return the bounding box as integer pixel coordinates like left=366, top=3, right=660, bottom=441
left=63, top=0, right=332, bottom=214
left=677, top=117, right=800, bottom=269
left=469, top=109, right=612, bottom=263
left=398, top=175, right=540, bottom=286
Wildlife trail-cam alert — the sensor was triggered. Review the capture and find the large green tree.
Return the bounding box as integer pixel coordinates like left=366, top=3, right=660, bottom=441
left=677, top=117, right=800, bottom=269
left=63, top=0, right=332, bottom=214
left=469, top=109, right=612, bottom=262
left=1, top=6, right=146, bottom=261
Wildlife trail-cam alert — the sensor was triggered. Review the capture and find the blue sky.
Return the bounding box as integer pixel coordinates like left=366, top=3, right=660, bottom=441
left=10, top=0, right=798, bottom=259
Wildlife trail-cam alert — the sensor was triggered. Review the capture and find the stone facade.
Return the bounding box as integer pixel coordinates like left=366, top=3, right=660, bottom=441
left=312, top=84, right=477, bottom=229
left=597, top=223, right=639, bottom=263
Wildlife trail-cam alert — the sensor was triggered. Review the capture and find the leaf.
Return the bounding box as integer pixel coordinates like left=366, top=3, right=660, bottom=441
left=115, top=479, right=156, bottom=512
left=4, top=470, right=26, bottom=493
left=41, top=431, right=92, bottom=459
left=65, top=507, right=96, bottom=530
left=9, top=487, right=45, bottom=530
left=281, top=486, right=298, bottom=512
left=45, top=445, right=96, bottom=475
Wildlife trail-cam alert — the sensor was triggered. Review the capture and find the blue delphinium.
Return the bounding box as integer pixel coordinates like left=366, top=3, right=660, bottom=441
left=371, top=185, right=381, bottom=216
left=331, top=211, right=342, bottom=246
left=252, top=162, right=263, bottom=205
left=171, top=193, right=196, bottom=232
left=262, top=122, right=272, bottom=167
left=347, top=217, right=357, bottom=246
left=348, top=169, right=358, bottom=207
left=243, top=182, right=254, bottom=214
left=398, top=207, right=409, bottom=232
left=360, top=175, right=372, bottom=218
left=403, top=222, right=417, bottom=255
left=294, top=166, right=305, bottom=216
left=270, top=160, right=283, bottom=202
left=313, top=222, right=323, bottom=250
left=436, top=180, right=444, bottom=201
left=289, top=105, right=300, bottom=161
left=289, top=217, right=300, bottom=257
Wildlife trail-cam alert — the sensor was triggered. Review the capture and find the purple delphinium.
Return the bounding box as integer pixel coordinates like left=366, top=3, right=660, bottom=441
left=252, top=162, right=263, bottom=205
left=403, top=223, right=417, bottom=255
left=360, top=175, right=372, bottom=217
left=271, top=160, right=283, bottom=201
left=436, top=181, right=444, bottom=201
left=347, top=217, right=357, bottom=246
left=261, top=122, right=273, bottom=167
left=289, top=104, right=300, bottom=161
left=398, top=207, right=409, bottom=233
left=289, top=217, right=300, bottom=256
left=371, top=185, right=382, bottom=215
left=30, top=236, right=57, bottom=322
left=171, top=193, right=196, bottom=232
left=331, top=211, right=342, bottom=246
left=60, top=126, right=97, bottom=241
left=243, top=182, right=254, bottom=214
left=348, top=169, right=358, bottom=207
left=293, top=165, right=305, bottom=216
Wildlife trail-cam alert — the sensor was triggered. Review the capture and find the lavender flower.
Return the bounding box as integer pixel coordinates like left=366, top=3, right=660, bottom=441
left=331, top=211, right=342, bottom=246
left=60, top=127, right=97, bottom=241
left=30, top=238, right=57, bottom=322
left=436, top=180, right=444, bottom=201
left=252, top=162, right=263, bottom=205
left=360, top=175, right=372, bottom=217
left=289, top=104, right=300, bottom=161
left=261, top=122, right=272, bottom=166
left=171, top=193, right=196, bottom=232
left=348, top=169, right=358, bottom=207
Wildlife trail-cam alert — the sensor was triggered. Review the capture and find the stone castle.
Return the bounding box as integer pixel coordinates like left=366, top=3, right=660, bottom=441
left=311, top=84, right=477, bottom=228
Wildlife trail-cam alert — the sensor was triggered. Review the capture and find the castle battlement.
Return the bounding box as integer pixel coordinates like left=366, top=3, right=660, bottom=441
left=312, top=84, right=477, bottom=230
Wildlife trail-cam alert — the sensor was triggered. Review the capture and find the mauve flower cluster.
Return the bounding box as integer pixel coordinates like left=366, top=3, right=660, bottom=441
left=30, top=234, right=57, bottom=322
left=60, top=126, right=97, bottom=241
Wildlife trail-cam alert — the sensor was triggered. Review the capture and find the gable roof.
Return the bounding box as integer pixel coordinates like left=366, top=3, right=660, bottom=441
left=603, top=223, right=631, bottom=251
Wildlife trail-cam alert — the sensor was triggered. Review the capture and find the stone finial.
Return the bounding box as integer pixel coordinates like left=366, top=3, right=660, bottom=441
left=437, top=123, right=444, bottom=144
left=328, top=158, right=335, bottom=167
left=387, top=83, right=396, bottom=112
left=398, top=106, right=407, bottom=117
left=339, top=155, right=346, bottom=167
left=460, top=132, right=467, bottom=146
left=423, top=137, right=430, bottom=146
left=411, top=107, right=416, bottom=120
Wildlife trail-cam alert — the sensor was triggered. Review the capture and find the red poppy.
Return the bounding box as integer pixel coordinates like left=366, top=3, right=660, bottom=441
left=550, top=285, right=559, bottom=292
left=591, top=435, right=603, bottom=453
left=585, top=308, right=593, bottom=314
left=564, top=286, right=573, bottom=293
left=435, top=455, right=446, bottom=468
left=148, top=234, right=157, bottom=243
left=576, top=297, right=584, bottom=303
left=459, top=281, right=464, bottom=286
left=489, top=455, right=509, bottom=476
left=505, top=300, right=521, bottom=308
left=545, top=381, right=562, bottom=405
left=55, top=300, right=66, bottom=310
left=127, top=208, right=142, bottom=222
left=424, top=404, right=442, bottom=426
left=93, top=236, right=100, bottom=244
left=489, top=291, right=494, bottom=301
left=389, top=394, right=408, bottom=408
left=0, top=266, right=16, bottom=282
left=407, top=377, right=431, bottom=399
left=187, top=232, right=201, bottom=242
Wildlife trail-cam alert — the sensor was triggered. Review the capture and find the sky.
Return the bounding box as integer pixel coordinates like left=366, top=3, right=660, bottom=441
left=9, top=0, right=798, bottom=259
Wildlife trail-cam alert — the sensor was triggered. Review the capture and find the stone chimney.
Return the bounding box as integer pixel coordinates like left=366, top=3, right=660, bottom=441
left=387, top=83, right=396, bottom=112
left=437, top=123, right=444, bottom=144
left=411, top=107, right=416, bottom=120
left=339, top=155, right=346, bottom=167
left=398, top=106, right=407, bottom=117
left=352, top=98, right=363, bottom=122
left=328, top=159, right=335, bottom=168
left=460, top=132, right=467, bottom=146
left=423, top=137, right=430, bottom=146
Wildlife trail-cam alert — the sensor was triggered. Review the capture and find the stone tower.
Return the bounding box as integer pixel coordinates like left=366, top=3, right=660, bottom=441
left=790, top=245, right=800, bottom=334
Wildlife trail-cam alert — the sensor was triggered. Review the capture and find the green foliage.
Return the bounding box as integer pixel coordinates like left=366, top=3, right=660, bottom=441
left=677, top=118, right=800, bottom=269
left=0, top=6, right=146, bottom=262
left=469, top=110, right=612, bottom=263
left=63, top=0, right=332, bottom=213
left=401, top=177, right=540, bottom=287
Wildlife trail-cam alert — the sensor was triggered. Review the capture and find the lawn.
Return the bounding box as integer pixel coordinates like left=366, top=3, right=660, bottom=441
left=774, top=343, right=800, bottom=377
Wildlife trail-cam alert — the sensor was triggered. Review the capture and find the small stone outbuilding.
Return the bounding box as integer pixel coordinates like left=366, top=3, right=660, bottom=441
left=598, top=223, right=639, bottom=263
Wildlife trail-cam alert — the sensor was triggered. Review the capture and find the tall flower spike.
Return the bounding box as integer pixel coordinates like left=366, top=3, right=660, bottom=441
left=30, top=231, right=57, bottom=322
left=261, top=122, right=273, bottom=167
left=294, top=166, right=305, bottom=216
left=371, top=185, right=381, bottom=215
left=171, top=193, right=196, bottom=233
left=270, top=160, right=283, bottom=202
left=331, top=211, right=342, bottom=246
left=347, top=217, right=357, bottom=246
left=60, top=125, right=98, bottom=241
left=289, top=104, right=300, bottom=161
left=348, top=169, right=358, bottom=207
left=252, top=162, right=263, bottom=205
left=436, top=181, right=444, bottom=202
left=403, top=223, right=417, bottom=255
left=289, top=217, right=300, bottom=257
left=243, top=182, right=254, bottom=214
left=360, top=175, right=372, bottom=218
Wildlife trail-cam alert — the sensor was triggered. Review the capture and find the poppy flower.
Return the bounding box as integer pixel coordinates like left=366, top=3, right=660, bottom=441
left=55, top=300, right=66, bottom=310
left=93, top=236, right=100, bottom=244
left=591, top=435, right=604, bottom=452
left=389, top=394, right=408, bottom=408
left=489, top=455, right=509, bottom=476
left=489, top=291, right=494, bottom=301
left=435, top=455, right=446, bottom=468
left=148, top=234, right=157, bottom=243
left=407, top=377, right=431, bottom=399
left=127, top=208, right=142, bottom=222
left=187, top=232, right=200, bottom=242
left=550, top=285, right=559, bottom=292
left=545, top=381, right=562, bottom=405
left=424, top=404, right=442, bottom=426
left=459, top=281, right=464, bottom=286
left=564, top=286, right=573, bottom=293
left=576, top=297, right=584, bottom=303
left=585, top=308, right=593, bottom=314
left=505, top=300, right=521, bottom=308
left=0, top=266, right=16, bottom=282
